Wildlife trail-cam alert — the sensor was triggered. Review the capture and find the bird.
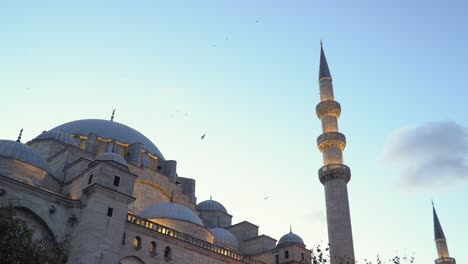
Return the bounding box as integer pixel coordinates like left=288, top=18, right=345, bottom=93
left=264, top=196, right=269, bottom=200
left=201, top=134, right=206, bottom=140
left=256, top=20, right=260, bottom=23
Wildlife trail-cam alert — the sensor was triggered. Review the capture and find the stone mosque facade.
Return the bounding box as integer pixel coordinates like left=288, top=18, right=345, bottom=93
left=0, top=45, right=456, bottom=264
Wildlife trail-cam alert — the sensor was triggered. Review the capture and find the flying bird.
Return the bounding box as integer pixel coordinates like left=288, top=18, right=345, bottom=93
left=264, top=196, right=269, bottom=200
left=201, top=134, right=206, bottom=140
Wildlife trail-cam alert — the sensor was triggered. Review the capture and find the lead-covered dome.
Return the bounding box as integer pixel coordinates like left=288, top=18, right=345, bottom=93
left=210, top=227, right=239, bottom=250
left=95, top=152, right=128, bottom=166
left=34, top=130, right=78, bottom=146
left=0, top=140, right=53, bottom=173
left=50, top=119, right=164, bottom=159
left=277, top=231, right=305, bottom=247
left=140, top=202, right=203, bottom=226
left=196, top=199, right=227, bottom=213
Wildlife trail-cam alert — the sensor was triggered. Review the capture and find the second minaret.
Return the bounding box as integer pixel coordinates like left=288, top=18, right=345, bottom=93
left=316, top=43, right=355, bottom=263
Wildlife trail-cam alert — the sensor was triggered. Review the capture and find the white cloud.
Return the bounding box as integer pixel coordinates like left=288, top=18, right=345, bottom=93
left=382, top=121, right=468, bottom=189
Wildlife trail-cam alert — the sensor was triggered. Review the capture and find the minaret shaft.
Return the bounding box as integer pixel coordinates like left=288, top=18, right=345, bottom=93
left=316, top=45, right=355, bottom=263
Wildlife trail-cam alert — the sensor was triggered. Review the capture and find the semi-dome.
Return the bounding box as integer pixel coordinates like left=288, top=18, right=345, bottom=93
left=0, top=140, right=53, bottom=173
left=34, top=130, right=78, bottom=146
left=95, top=152, right=128, bottom=166
left=50, top=119, right=165, bottom=159
left=277, top=231, right=305, bottom=247
left=140, top=202, right=203, bottom=226
left=196, top=199, right=227, bottom=213
left=210, top=227, right=238, bottom=250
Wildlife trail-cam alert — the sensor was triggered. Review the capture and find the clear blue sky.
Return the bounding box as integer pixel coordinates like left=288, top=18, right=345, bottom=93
left=1, top=1, right=467, bottom=263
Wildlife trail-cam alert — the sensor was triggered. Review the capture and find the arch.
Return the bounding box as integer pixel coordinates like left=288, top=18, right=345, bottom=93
left=133, top=236, right=142, bottom=250
left=135, top=179, right=172, bottom=201
left=119, top=256, right=145, bottom=264
left=149, top=241, right=157, bottom=256
left=164, top=246, right=172, bottom=260
left=1, top=205, right=56, bottom=242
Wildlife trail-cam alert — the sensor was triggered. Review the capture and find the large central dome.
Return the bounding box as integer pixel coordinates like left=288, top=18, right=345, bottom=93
left=50, top=119, right=164, bottom=159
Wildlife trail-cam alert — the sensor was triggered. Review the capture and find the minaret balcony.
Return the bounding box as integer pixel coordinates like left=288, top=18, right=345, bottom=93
left=316, top=100, right=341, bottom=119
left=317, top=132, right=346, bottom=152
left=318, top=164, right=351, bottom=184
left=435, top=257, right=456, bottom=264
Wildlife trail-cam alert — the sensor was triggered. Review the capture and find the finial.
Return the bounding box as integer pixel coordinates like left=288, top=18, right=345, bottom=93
left=170, top=191, right=174, bottom=202
left=290, top=225, right=292, bottom=233
left=110, top=109, right=116, bottom=122
left=320, top=39, right=323, bottom=48
left=16, top=129, right=23, bottom=142
left=432, top=199, right=435, bottom=207
left=210, top=194, right=212, bottom=200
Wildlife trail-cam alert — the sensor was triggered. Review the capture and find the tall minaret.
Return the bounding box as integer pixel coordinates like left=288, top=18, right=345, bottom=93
left=433, top=204, right=456, bottom=264
left=315, top=42, right=355, bottom=263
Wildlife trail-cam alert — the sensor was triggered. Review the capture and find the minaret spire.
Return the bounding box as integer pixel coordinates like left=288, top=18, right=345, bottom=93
left=432, top=203, right=456, bottom=264
left=315, top=42, right=355, bottom=263
left=319, top=41, right=331, bottom=80
left=433, top=203, right=446, bottom=240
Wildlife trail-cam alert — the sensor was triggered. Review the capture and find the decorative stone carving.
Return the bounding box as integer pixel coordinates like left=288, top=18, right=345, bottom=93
left=316, top=100, right=341, bottom=119
left=317, top=132, right=346, bottom=152
left=318, top=164, right=351, bottom=184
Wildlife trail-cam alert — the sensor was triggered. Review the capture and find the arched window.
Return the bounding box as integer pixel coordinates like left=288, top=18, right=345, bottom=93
left=88, top=174, right=93, bottom=185
left=133, top=236, right=141, bottom=250
left=164, top=246, right=172, bottom=260
left=285, top=250, right=289, bottom=259
left=149, top=241, right=157, bottom=256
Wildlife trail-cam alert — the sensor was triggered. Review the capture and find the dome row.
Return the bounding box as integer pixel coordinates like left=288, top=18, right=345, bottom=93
left=1, top=119, right=305, bottom=249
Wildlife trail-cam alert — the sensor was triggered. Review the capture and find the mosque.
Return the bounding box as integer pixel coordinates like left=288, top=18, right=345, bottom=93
left=0, top=45, right=456, bottom=264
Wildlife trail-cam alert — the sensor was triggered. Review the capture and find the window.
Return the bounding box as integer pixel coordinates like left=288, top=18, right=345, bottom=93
left=285, top=250, right=289, bottom=259
left=121, top=232, right=126, bottom=245
left=301, top=252, right=305, bottom=260
left=149, top=241, right=157, bottom=256
left=164, top=246, right=172, bottom=260
left=133, top=236, right=142, bottom=250
left=275, top=254, right=279, bottom=264
left=88, top=174, right=93, bottom=185
left=113, top=176, right=120, bottom=187
left=107, top=207, right=113, bottom=217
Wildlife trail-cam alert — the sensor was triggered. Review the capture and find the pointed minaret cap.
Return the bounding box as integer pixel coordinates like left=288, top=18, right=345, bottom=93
left=319, top=41, right=332, bottom=80
left=433, top=202, right=446, bottom=240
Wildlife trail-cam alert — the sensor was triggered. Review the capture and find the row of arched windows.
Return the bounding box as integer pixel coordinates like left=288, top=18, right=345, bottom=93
left=132, top=235, right=172, bottom=260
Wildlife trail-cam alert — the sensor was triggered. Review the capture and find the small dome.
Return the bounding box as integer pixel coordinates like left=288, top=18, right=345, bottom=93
left=95, top=152, right=128, bottom=166
left=140, top=202, right=203, bottom=226
left=0, top=140, right=53, bottom=173
left=50, top=119, right=165, bottom=159
left=277, top=231, right=305, bottom=247
left=196, top=199, right=227, bottom=213
left=210, top=228, right=238, bottom=250
left=34, top=130, right=78, bottom=146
